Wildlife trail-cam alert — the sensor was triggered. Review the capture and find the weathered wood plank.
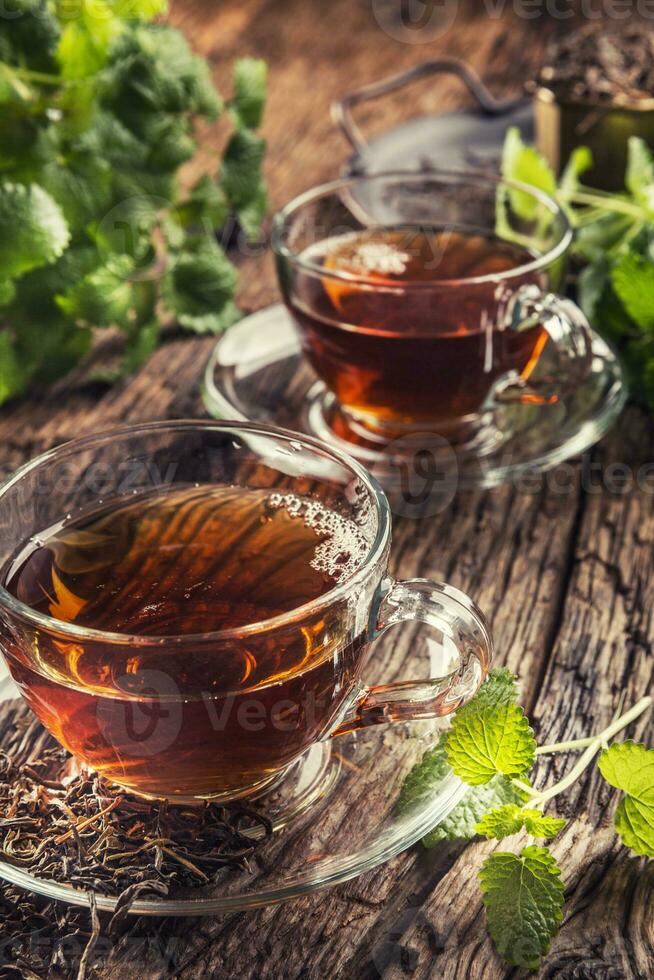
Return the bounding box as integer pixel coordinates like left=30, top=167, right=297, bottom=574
left=3, top=3, right=644, bottom=979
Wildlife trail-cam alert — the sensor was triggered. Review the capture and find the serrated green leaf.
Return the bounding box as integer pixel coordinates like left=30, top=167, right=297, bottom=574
left=237, top=179, right=267, bottom=240
left=425, top=775, right=527, bottom=846
left=175, top=175, right=229, bottom=230
left=163, top=237, right=238, bottom=334
left=480, top=846, right=565, bottom=970
left=446, top=699, right=536, bottom=786
left=106, top=25, right=222, bottom=129
left=40, top=149, right=113, bottom=232
left=558, top=146, right=593, bottom=204
left=231, top=58, right=267, bottom=129
left=122, top=319, right=160, bottom=373
left=56, top=255, right=135, bottom=327
left=599, top=741, right=654, bottom=857
left=0, top=330, right=29, bottom=403
left=501, top=126, right=556, bottom=221
left=476, top=804, right=566, bottom=841
left=626, top=137, right=654, bottom=208
left=611, top=253, right=654, bottom=330
left=0, top=0, right=60, bottom=74
left=58, top=3, right=123, bottom=80
left=468, top=667, right=519, bottom=711
left=220, top=129, right=266, bottom=210
left=0, top=182, right=70, bottom=278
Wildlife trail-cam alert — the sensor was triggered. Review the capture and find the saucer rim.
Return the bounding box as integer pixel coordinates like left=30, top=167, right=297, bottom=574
left=202, top=303, right=627, bottom=489
left=0, top=669, right=467, bottom=917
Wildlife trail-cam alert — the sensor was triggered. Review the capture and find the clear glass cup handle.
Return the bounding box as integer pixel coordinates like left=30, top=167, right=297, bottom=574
left=329, top=579, right=492, bottom=738
left=493, top=285, right=594, bottom=406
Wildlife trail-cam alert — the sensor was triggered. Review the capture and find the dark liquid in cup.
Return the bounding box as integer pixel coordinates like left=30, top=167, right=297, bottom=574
left=286, top=227, right=547, bottom=428
left=1, top=486, right=371, bottom=799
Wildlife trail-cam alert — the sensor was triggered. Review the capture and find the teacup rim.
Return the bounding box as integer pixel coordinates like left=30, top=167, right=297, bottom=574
left=0, top=419, right=391, bottom=648
left=271, top=168, right=573, bottom=289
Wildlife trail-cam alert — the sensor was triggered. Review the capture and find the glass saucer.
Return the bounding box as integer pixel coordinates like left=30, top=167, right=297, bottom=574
left=0, top=654, right=465, bottom=917
left=202, top=304, right=626, bottom=491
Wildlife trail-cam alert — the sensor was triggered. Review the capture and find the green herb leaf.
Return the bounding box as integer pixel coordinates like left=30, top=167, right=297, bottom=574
left=501, top=126, right=556, bottom=221
left=558, top=146, right=593, bottom=202
left=598, top=741, right=654, bottom=857
left=480, top=846, right=565, bottom=970
left=220, top=129, right=266, bottom=211
left=231, top=58, right=267, bottom=129
left=611, top=253, right=654, bottom=330
left=0, top=330, right=29, bottom=402
left=56, top=255, right=135, bottom=328
left=58, top=2, right=123, bottom=80
left=163, top=237, right=239, bottom=334
left=425, top=774, right=528, bottom=846
left=466, top=667, right=519, bottom=711
left=0, top=0, right=60, bottom=74
left=0, top=182, right=70, bottom=279
left=443, top=669, right=535, bottom=786
left=625, top=137, right=654, bottom=210
left=476, top=804, right=566, bottom=840
left=237, top=179, right=267, bottom=240
left=175, top=175, right=230, bottom=230
left=122, top=319, right=160, bottom=373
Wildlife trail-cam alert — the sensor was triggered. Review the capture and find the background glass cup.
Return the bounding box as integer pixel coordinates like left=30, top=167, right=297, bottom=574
left=0, top=421, right=491, bottom=803
left=272, top=171, right=591, bottom=439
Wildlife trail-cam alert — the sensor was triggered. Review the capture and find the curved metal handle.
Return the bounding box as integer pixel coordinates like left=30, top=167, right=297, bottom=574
left=332, top=57, right=523, bottom=156
left=329, top=579, right=492, bottom=738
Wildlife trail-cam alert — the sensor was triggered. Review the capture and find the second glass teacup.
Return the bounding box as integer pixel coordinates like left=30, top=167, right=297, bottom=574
left=272, top=171, right=591, bottom=442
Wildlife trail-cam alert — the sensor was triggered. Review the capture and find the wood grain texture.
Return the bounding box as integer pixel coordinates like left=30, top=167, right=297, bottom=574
left=1, top=2, right=652, bottom=978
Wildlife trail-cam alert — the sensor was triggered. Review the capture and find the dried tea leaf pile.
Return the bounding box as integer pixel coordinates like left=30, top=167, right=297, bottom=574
left=0, top=702, right=271, bottom=978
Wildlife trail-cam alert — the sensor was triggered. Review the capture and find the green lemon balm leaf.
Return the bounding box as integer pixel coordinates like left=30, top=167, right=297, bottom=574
left=480, top=846, right=565, bottom=970
left=501, top=127, right=556, bottom=220
left=220, top=129, right=266, bottom=210
left=599, top=741, right=654, bottom=857
left=56, top=256, right=135, bottom=328
left=476, top=804, right=566, bottom=841
left=446, top=701, right=536, bottom=785
left=58, top=3, right=123, bottom=80
left=0, top=330, right=29, bottom=402
left=425, top=776, right=528, bottom=846
left=625, top=137, right=654, bottom=207
left=611, top=253, right=654, bottom=330
left=558, top=146, right=593, bottom=202
left=163, top=237, right=239, bottom=334
left=0, top=183, right=70, bottom=279
left=397, top=734, right=528, bottom=846
left=231, top=57, right=268, bottom=129
left=469, top=667, right=519, bottom=711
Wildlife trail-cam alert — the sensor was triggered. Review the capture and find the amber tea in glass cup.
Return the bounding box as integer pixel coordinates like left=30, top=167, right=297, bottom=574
left=0, top=421, right=491, bottom=802
left=272, top=171, right=591, bottom=438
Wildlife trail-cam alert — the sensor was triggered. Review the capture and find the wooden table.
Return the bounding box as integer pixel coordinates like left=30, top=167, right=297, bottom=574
left=1, top=3, right=653, bottom=976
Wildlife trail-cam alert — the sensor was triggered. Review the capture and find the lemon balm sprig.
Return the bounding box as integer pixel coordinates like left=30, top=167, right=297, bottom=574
left=398, top=670, right=654, bottom=971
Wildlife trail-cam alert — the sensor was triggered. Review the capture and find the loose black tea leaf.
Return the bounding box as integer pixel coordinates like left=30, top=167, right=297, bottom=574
left=0, top=700, right=272, bottom=978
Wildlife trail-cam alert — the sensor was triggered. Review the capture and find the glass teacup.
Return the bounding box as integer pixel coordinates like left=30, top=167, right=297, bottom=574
left=0, top=421, right=492, bottom=802
left=272, top=171, right=591, bottom=440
